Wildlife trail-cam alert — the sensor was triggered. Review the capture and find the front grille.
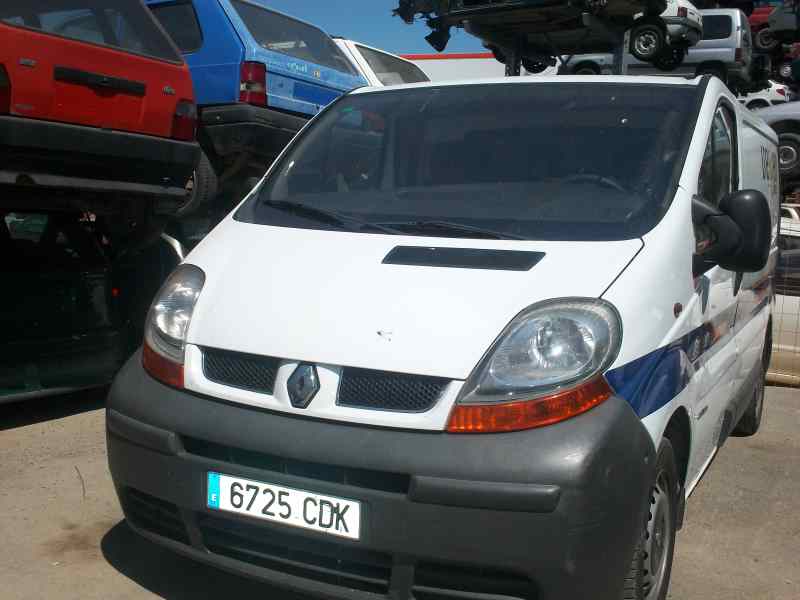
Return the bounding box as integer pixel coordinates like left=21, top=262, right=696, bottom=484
left=199, top=514, right=392, bottom=595
left=337, top=367, right=449, bottom=412
left=182, top=436, right=410, bottom=494
left=122, top=488, right=189, bottom=545
left=414, top=561, right=537, bottom=600
left=202, top=347, right=279, bottom=394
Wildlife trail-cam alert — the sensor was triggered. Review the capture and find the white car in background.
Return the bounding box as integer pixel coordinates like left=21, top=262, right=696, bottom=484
left=334, top=38, right=429, bottom=86
left=739, top=80, right=794, bottom=110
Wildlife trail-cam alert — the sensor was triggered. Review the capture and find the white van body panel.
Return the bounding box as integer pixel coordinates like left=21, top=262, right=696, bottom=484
left=185, top=219, right=642, bottom=381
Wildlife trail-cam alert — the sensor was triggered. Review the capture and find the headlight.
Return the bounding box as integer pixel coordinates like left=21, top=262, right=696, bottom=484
left=448, top=299, right=621, bottom=433
left=142, top=264, right=205, bottom=387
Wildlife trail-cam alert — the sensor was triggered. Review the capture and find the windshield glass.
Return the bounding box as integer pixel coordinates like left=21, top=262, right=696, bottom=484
left=231, top=0, right=356, bottom=76
left=237, top=82, right=699, bottom=241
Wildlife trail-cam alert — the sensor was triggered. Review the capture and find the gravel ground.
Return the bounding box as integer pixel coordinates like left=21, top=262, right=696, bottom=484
left=0, top=387, right=797, bottom=600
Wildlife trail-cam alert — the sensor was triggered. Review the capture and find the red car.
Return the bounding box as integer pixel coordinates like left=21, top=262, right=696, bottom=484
left=749, top=5, right=779, bottom=52
left=0, top=0, right=199, bottom=250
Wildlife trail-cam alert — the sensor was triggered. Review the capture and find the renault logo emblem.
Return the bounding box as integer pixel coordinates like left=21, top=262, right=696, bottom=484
left=287, top=364, right=319, bottom=408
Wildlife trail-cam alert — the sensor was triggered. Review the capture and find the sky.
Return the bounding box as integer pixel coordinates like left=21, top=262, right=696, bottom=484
left=260, top=0, right=484, bottom=55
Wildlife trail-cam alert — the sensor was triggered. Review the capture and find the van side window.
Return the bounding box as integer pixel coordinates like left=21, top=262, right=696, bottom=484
left=698, top=108, right=735, bottom=206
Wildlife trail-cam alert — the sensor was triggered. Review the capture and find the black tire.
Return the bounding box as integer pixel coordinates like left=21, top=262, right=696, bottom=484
left=653, top=47, right=685, bottom=72
left=755, top=27, right=779, bottom=53
left=778, top=132, right=800, bottom=179
left=176, top=149, right=218, bottom=219
left=488, top=45, right=506, bottom=64
left=629, top=23, right=666, bottom=62
left=623, top=439, right=678, bottom=600
left=733, top=355, right=767, bottom=437
left=522, top=57, right=550, bottom=73
left=572, top=61, right=601, bottom=75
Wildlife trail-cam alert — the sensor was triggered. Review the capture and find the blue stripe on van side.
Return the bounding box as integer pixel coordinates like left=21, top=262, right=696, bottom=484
left=606, top=296, right=769, bottom=418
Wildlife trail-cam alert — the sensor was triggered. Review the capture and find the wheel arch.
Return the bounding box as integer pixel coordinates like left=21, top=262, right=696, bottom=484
left=571, top=61, right=601, bottom=74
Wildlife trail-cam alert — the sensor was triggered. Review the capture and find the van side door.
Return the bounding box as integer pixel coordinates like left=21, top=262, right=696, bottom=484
left=688, top=103, right=742, bottom=482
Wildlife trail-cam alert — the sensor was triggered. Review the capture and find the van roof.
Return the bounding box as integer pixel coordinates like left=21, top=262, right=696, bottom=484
left=350, top=75, right=705, bottom=95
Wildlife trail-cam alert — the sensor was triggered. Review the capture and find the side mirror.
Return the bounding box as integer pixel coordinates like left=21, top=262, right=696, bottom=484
left=693, top=189, right=771, bottom=276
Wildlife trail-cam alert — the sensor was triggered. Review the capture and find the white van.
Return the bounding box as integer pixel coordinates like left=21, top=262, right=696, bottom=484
left=107, top=76, right=778, bottom=600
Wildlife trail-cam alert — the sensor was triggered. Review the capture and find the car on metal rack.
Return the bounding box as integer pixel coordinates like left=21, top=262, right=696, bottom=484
left=393, top=0, right=668, bottom=73
left=0, top=0, right=200, bottom=251
left=145, top=0, right=366, bottom=216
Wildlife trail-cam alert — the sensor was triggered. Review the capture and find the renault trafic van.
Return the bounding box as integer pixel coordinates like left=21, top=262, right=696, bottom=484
left=107, top=76, right=778, bottom=600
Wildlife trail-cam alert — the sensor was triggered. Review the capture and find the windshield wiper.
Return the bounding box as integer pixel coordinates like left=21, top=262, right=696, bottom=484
left=373, top=220, right=524, bottom=240
left=263, top=200, right=402, bottom=234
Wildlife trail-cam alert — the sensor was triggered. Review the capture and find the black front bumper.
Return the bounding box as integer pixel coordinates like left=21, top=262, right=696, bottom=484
left=107, top=352, right=655, bottom=600
left=0, top=116, right=199, bottom=200
left=200, top=104, right=307, bottom=162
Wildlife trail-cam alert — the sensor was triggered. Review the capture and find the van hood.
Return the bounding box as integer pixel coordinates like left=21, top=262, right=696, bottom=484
left=186, top=220, right=642, bottom=380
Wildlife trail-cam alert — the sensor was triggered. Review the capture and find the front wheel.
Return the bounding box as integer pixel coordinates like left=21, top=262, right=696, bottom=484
left=629, top=23, right=666, bottom=62
left=623, top=439, right=678, bottom=600
left=522, top=56, right=550, bottom=73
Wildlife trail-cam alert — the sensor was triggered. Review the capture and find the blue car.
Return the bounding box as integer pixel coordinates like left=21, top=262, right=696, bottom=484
left=146, top=0, right=366, bottom=214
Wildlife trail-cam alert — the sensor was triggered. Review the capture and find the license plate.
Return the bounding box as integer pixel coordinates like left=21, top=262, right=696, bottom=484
left=206, top=472, right=361, bottom=540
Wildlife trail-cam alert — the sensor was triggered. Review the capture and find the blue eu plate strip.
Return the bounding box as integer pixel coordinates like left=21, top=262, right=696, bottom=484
left=207, top=472, right=220, bottom=509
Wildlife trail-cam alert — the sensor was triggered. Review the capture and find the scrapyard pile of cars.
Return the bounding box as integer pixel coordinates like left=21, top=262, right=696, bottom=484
left=0, top=0, right=429, bottom=403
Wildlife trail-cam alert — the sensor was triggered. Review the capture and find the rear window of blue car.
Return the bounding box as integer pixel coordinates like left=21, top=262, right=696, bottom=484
left=149, top=1, right=203, bottom=54
left=0, top=0, right=181, bottom=62
left=230, top=0, right=356, bottom=76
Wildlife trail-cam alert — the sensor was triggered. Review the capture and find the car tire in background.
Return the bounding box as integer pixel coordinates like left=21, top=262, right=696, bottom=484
left=778, top=132, right=800, bottom=180
left=623, top=438, right=679, bottom=600
left=653, top=47, right=685, bottom=72
left=755, top=27, right=779, bottom=53
left=522, top=57, right=550, bottom=73
left=177, top=150, right=218, bottom=219
left=629, top=21, right=666, bottom=63
left=572, top=61, right=601, bottom=75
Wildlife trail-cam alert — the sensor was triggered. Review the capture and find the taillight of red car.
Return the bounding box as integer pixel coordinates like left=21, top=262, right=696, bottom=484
left=172, top=99, right=197, bottom=141
left=240, top=61, right=267, bottom=106
left=0, top=65, right=11, bottom=114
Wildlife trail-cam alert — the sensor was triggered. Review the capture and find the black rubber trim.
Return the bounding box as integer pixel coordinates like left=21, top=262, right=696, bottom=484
left=107, top=409, right=181, bottom=455
left=54, top=66, right=146, bottom=97
left=382, top=247, right=545, bottom=271
left=0, top=116, right=199, bottom=193
left=200, top=104, right=307, bottom=132
left=409, top=475, right=560, bottom=512
left=200, top=104, right=307, bottom=160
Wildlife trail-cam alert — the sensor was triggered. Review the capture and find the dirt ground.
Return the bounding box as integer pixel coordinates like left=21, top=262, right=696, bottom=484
left=0, top=387, right=798, bottom=600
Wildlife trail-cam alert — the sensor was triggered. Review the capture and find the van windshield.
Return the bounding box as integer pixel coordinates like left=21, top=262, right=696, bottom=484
left=237, top=82, right=700, bottom=241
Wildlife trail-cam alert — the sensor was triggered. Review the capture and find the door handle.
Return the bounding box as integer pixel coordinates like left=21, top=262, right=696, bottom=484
left=54, top=66, right=146, bottom=97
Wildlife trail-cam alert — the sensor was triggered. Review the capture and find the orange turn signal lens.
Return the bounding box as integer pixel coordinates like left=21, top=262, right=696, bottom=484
left=142, top=342, right=184, bottom=389
left=447, top=377, right=613, bottom=433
